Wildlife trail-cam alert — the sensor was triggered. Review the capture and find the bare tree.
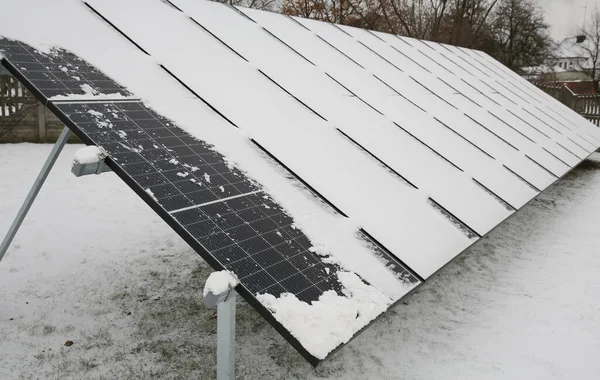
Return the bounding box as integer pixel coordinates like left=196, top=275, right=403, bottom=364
left=279, top=0, right=551, bottom=73
left=281, top=0, right=362, bottom=24
left=214, top=0, right=278, bottom=11
left=488, top=0, right=552, bottom=71
left=438, top=0, right=498, bottom=46
left=281, top=0, right=329, bottom=19
left=574, top=6, right=600, bottom=90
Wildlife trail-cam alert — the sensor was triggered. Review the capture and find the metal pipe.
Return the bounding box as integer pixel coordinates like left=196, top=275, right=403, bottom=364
left=217, top=291, right=236, bottom=380
left=0, top=126, right=71, bottom=263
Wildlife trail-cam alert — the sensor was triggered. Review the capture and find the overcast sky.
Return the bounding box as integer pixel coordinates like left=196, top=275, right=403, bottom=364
left=541, top=0, right=595, bottom=41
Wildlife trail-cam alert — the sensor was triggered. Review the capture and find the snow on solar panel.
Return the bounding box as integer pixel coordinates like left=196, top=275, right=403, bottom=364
left=0, top=38, right=419, bottom=364
left=1, top=0, right=599, bottom=366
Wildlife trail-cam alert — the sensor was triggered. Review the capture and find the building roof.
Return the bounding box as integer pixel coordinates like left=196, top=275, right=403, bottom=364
left=555, top=38, right=585, bottom=59
left=565, top=81, right=598, bottom=95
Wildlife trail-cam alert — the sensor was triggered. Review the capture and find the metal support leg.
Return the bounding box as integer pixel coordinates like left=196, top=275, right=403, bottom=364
left=0, top=127, right=71, bottom=263
left=217, top=291, right=236, bottom=380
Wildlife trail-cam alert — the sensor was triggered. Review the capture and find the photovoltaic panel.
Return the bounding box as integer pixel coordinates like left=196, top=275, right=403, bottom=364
left=233, top=8, right=553, bottom=210
left=0, top=39, right=130, bottom=99
left=2, top=0, right=600, bottom=367
left=289, top=17, right=564, bottom=192
left=235, top=7, right=562, bottom=200
left=312, top=16, right=592, bottom=186
left=53, top=99, right=420, bottom=300
left=63, top=106, right=340, bottom=299
left=84, top=0, right=488, bottom=280
left=162, top=0, right=521, bottom=234
left=1, top=36, right=421, bottom=365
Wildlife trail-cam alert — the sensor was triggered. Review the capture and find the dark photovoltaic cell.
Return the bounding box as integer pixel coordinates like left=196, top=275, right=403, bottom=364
left=55, top=100, right=420, bottom=296
left=54, top=100, right=349, bottom=302
left=0, top=38, right=131, bottom=99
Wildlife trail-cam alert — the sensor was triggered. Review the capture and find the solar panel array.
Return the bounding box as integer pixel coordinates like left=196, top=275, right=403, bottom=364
left=0, top=39, right=131, bottom=98
left=0, top=37, right=420, bottom=365
left=1, top=0, right=599, bottom=366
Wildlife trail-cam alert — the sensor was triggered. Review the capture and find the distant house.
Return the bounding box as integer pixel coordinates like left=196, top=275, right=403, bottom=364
left=548, top=37, right=599, bottom=80
left=521, top=37, right=600, bottom=126
left=522, top=37, right=598, bottom=95
left=521, top=65, right=596, bottom=94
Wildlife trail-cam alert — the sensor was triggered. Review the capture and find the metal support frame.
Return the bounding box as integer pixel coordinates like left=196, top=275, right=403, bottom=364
left=0, top=126, right=71, bottom=263
left=217, top=291, right=236, bottom=380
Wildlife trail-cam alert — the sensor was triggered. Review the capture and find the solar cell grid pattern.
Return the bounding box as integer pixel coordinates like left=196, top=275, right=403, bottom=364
left=0, top=38, right=130, bottom=98
left=54, top=100, right=349, bottom=303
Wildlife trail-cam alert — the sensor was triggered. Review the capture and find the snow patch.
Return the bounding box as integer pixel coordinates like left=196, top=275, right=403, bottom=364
left=73, top=146, right=104, bottom=164
left=203, top=270, right=239, bottom=297
left=50, top=83, right=134, bottom=101
left=118, top=142, right=140, bottom=154
left=182, top=163, right=199, bottom=172
left=308, top=245, right=329, bottom=256
left=145, top=188, right=158, bottom=202
left=257, top=272, right=392, bottom=359
left=223, top=157, right=236, bottom=170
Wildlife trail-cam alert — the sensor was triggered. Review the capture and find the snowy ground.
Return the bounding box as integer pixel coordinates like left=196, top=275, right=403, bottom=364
left=0, top=143, right=599, bottom=380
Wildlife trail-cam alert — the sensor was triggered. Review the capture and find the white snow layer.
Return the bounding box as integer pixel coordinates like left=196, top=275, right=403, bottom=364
left=203, top=270, right=239, bottom=297
left=50, top=83, right=134, bottom=101
left=2, top=145, right=600, bottom=378
left=2, top=0, right=600, bottom=361
left=73, top=146, right=104, bottom=164
left=258, top=272, right=392, bottom=359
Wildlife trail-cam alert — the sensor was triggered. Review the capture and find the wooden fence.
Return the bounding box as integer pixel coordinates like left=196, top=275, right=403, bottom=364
left=537, top=83, right=600, bottom=127
left=573, top=95, right=600, bottom=127
left=0, top=75, right=76, bottom=143
left=1, top=75, right=39, bottom=141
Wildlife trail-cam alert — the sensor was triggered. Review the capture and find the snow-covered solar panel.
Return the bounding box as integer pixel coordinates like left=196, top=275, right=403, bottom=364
left=1, top=0, right=599, bottom=366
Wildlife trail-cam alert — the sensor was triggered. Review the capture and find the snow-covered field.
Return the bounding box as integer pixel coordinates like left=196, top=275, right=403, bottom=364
left=1, top=143, right=599, bottom=379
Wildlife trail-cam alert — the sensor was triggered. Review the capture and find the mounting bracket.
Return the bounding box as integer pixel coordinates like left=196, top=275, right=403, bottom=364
left=71, top=147, right=112, bottom=177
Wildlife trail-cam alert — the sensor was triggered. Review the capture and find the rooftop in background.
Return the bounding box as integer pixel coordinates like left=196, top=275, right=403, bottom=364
left=565, top=81, right=598, bottom=95
left=544, top=36, right=599, bottom=76
left=522, top=36, right=599, bottom=85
